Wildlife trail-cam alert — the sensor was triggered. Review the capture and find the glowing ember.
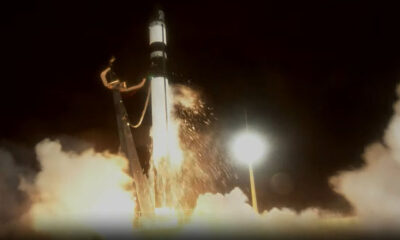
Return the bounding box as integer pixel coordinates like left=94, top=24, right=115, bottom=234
left=148, top=84, right=230, bottom=214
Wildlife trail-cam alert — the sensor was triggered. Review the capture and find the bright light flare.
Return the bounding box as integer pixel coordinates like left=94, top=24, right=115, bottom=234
left=230, top=130, right=269, bottom=165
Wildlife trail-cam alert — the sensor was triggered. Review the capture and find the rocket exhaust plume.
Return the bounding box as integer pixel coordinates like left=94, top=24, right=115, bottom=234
left=3, top=6, right=400, bottom=240
left=3, top=82, right=400, bottom=238
left=19, top=140, right=137, bottom=238
left=330, top=85, right=400, bottom=232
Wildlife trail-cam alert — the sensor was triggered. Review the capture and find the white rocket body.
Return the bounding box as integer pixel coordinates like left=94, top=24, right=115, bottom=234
left=149, top=10, right=171, bottom=162
left=150, top=77, right=171, bottom=161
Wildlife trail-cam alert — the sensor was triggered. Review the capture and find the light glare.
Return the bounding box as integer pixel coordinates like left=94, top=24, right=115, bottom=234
left=231, top=131, right=268, bottom=165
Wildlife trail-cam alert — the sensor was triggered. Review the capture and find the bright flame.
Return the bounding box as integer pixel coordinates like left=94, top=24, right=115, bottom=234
left=152, top=207, right=179, bottom=229
left=231, top=130, right=268, bottom=165
left=150, top=77, right=184, bottom=170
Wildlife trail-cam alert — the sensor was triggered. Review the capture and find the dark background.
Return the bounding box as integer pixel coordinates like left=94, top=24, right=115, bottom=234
left=1, top=1, right=400, bottom=213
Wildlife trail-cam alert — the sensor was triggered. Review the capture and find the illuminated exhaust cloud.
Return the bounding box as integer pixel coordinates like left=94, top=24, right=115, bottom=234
left=1, top=3, right=400, bottom=240
left=331, top=85, right=400, bottom=231
left=1, top=83, right=400, bottom=238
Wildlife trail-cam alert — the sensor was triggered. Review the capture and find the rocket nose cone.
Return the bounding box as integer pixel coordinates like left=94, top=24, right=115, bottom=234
left=152, top=6, right=165, bottom=21
left=156, top=9, right=165, bottom=21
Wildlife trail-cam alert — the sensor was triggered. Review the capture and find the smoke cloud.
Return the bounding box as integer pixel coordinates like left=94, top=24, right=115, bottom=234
left=183, top=187, right=356, bottom=236
left=2, top=84, right=400, bottom=237
left=331, top=85, right=400, bottom=231
left=0, top=149, right=31, bottom=235
left=183, top=83, right=400, bottom=235
left=20, top=139, right=136, bottom=238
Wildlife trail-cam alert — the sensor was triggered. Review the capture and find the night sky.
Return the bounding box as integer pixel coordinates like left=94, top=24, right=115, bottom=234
left=2, top=1, right=400, bottom=213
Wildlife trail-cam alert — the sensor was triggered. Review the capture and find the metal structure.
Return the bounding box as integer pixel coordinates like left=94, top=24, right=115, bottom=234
left=100, top=8, right=171, bottom=217
left=100, top=61, right=155, bottom=217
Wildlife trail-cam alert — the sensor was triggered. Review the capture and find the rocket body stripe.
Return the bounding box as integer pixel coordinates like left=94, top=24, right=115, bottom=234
left=149, top=23, right=167, bottom=45
left=150, top=51, right=166, bottom=59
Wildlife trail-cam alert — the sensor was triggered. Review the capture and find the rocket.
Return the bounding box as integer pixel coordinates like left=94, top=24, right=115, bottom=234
left=148, top=8, right=172, bottom=162
left=149, top=8, right=167, bottom=76
left=99, top=7, right=172, bottom=217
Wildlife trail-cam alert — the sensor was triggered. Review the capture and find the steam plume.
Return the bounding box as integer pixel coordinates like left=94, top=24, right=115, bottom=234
left=331, top=85, right=400, bottom=231
left=2, top=83, right=400, bottom=237
left=21, top=139, right=136, bottom=238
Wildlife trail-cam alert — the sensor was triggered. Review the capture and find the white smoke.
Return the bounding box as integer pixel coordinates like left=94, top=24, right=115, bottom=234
left=3, top=83, right=400, bottom=237
left=20, top=139, right=136, bottom=238
left=182, top=84, right=400, bottom=235
left=0, top=150, right=30, bottom=235
left=183, top=187, right=356, bottom=235
left=331, top=85, right=400, bottom=230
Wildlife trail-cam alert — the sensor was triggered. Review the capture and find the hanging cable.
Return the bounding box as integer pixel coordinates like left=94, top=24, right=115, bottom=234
left=100, top=57, right=146, bottom=92
left=130, top=83, right=151, bottom=128
left=100, top=57, right=150, bottom=128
